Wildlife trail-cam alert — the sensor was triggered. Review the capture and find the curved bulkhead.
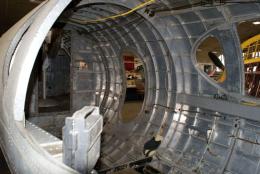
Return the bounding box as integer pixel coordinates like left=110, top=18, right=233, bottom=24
left=0, top=0, right=260, bottom=173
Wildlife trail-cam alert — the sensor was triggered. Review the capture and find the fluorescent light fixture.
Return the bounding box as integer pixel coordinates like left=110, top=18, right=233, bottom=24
left=253, top=21, right=260, bottom=25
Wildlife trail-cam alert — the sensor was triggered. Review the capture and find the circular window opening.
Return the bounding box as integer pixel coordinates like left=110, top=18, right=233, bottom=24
left=121, top=51, right=145, bottom=123
left=196, top=36, right=226, bottom=83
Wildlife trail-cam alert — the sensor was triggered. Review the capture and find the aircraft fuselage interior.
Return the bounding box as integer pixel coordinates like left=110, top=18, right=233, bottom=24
left=0, top=0, right=260, bottom=174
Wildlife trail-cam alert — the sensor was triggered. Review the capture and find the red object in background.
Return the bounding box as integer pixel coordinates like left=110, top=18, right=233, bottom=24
left=124, top=56, right=134, bottom=71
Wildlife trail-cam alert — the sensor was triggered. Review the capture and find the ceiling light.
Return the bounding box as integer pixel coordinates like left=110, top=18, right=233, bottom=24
left=253, top=21, right=260, bottom=25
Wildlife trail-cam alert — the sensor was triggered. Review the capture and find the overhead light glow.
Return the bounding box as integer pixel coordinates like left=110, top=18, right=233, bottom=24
left=253, top=21, right=260, bottom=25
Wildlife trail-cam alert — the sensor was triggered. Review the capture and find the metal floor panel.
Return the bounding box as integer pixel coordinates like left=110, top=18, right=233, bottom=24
left=26, top=121, right=63, bottom=161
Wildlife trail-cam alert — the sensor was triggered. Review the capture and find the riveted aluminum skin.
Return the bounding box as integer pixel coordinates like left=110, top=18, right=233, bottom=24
left=0, top=0, right=260, bottom=174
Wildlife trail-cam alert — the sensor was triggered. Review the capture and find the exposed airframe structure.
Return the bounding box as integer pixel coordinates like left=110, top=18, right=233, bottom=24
left=0, top=0, right=260, bottom=173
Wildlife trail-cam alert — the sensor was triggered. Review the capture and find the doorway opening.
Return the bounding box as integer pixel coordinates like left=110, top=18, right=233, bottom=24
left=25, top=29, right=71, bottom=116
left=237, top=19, right=260, bottom=97
left=121, top=51, right=145, bottom=123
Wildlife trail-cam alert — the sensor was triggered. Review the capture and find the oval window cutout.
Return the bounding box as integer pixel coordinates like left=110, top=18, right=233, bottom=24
left=196, top=36, right=226, bottom=83
left=121, top=51, right=145, bottom=123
